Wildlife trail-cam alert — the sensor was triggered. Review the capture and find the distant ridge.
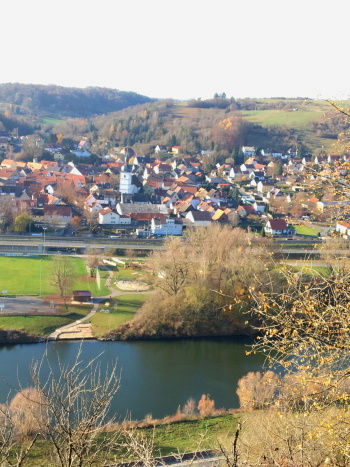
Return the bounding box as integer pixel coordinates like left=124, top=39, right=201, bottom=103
left=0, top=83, right=155, bottom=118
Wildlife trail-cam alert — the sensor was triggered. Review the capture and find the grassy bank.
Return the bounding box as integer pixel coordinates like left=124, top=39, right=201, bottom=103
left=91, top=294, right=148, bottom=337
left=22, top=413, right=240, bottom=465
left=0, top=305, right=91, bottom=336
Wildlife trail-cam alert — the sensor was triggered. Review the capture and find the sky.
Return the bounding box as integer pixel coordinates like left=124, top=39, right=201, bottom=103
left=1, top=0, right=348, bottom=101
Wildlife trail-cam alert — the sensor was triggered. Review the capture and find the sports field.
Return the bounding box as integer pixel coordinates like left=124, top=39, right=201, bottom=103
left=0, top=256, right=110, bottom=297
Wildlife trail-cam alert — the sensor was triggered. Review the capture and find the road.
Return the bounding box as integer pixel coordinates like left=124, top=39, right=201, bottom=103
left=0, top=235, right=164, bottom=254
left=0, top=234, right=343, bottom=257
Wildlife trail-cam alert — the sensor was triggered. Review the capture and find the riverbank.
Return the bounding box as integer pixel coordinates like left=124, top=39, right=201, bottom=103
left=16, top=412, right=241, bottom=465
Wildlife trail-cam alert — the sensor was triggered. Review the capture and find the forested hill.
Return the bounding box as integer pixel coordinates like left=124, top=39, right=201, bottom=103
left=0, top=83, right=155, bottom=118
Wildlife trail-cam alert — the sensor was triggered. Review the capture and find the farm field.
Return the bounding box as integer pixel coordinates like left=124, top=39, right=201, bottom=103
left=172, top=99, right=340, bottom=153
left=0, top=256, right=110, bottom=297
left=40, top=116, right=63, bottom=125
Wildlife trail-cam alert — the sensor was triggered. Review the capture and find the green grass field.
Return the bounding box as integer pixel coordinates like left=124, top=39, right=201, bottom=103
left=114, top=266, right=148, bottom=281
left=242, top=109, right=322, bottom=128
left=173, top=99, right=338, bottom=152
left=91, top=293, right=148, bottom=337
left=0, top=256, right=110, bottom=297
left=290, top=225, right=321, bottom=236
left=41, top=117, right=63, bottom=125
left=143, top=414, right=239, bottom=456
left=0, top=305, right=91, bottom=336
left=23, top=414, right=240, bottom=465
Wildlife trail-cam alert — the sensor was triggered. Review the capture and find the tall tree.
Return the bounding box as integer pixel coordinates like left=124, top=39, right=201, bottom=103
left=50, top=257, right=74, bottom=306
left=148, top=238, right=189, bottom=296
left=14, top=212, right=31, bottom=233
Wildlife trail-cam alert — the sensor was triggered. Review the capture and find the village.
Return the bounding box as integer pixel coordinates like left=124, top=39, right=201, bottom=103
left=0, top=134, right=349, bottom=239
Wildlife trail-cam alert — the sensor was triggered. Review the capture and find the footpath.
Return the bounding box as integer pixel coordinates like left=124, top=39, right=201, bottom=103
left=49, top=269, right=151, bottom=341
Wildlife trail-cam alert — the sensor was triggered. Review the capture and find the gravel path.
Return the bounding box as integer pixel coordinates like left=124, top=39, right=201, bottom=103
left=49, top=268, right=152, bottom=340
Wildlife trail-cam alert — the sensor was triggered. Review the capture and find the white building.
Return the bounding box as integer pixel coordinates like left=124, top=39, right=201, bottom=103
left=98, top=208, right=131, bottom=225
left=185, top=210, right=212, bottom=226
left=119, top=168, right=139, bottom=195
left=242, top=146, right=256, bottom=157
left=336, top=221, right=350, bottom=237
left=151, top=218, right=183, bottom=236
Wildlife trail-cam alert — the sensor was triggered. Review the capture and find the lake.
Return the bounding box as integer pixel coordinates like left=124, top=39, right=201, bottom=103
left=0, top=338, right=265, bottom=420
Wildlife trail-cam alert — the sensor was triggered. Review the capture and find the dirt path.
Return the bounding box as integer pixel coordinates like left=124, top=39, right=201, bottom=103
left=49, top=268, right=153, bottom=340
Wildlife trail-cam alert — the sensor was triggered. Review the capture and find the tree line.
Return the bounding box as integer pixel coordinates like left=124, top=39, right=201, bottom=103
left=0, top=83, right=154, bottom=118
left=109, top=225, right=277, bottom=340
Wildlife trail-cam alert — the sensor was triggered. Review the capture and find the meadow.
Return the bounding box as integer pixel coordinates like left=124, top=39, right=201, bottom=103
left=22, top=414, right=240, bottom=464
left=91, top=293, right=148, bottom=337
left=0, top=256, right=110, bottom=297
left=0, top=305, right=91, bottom=336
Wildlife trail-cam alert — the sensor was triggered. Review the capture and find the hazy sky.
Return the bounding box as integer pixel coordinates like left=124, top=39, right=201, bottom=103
left=1, top=0, right=348, bottom=100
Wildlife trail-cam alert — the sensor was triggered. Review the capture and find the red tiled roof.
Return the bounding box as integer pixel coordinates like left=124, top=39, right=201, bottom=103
left=268, top=219, right=288, bottom=230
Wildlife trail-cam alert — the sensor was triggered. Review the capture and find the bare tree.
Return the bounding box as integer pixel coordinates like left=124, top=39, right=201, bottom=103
left=0, top=401, right=39, bottom=467
left=236, top=371, right=279, bottom=411
left=125, top=249, right=136, bottom=263
left=29, top=346, right=121, bottom=467
left=50, top=256, right=74, bottom=307
left=0, top=196, right=14, bottom=232
left=148, top=238, right=190, bottom=296
left=86, top=248, right=101, bottom=277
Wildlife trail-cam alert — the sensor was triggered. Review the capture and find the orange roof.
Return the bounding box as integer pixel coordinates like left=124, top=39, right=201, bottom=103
left=27, top=162, right=44, bottom=171
left=99, top=207, right=112, bottom=215
left=338, top=221, right=350, bottom=228
left=212, top=209, right=225, bottom=221
left=0, top=159, right=17, bottom=167
left=181, top=186, right=197, bottom=194
left=177, top=176, right=190, bottom=183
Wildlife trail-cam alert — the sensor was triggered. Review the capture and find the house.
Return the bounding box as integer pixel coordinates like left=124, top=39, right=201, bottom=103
left=172, top=146, right=182, bottom=155
left=316, top=200, right=350, bottom=212
left=72, top=290, right=91, bottom=303
left=98, top=208, right=131, bottom=225
left=185, top=210, right=212, bottom=226
left=98, top=208, right=118, bottom=225
left=154, top=145, right=168, bottom=154
left=151, top=217, right=183, bottom=236
left=43, top=205, right=73, bottom=225
left=0, top=159, right=17, bottom=169
left=253, top=201, right=267, bottom=214
left=236, top=205, right=256, bottom=218
left=78, top=140, right=90, bottom=151
left=264, top=219, right=289, bottom=235
left=242, top=146, right=256, bottom=157
left=336, top=221, right=350, bottom=237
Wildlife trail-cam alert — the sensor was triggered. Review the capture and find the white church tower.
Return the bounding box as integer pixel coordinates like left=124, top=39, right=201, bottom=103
left=119, top=167, right=135, bottom=194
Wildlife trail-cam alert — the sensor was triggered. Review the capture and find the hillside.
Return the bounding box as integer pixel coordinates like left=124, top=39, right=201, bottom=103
left=50, top=98, right=346, bottom=155
left=0, top=83, right=155, bottom=118
left=0, top=85, right=347, bottom=155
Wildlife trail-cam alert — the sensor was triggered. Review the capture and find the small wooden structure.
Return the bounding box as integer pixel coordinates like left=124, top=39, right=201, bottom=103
left=72, top=290, right=92, bottom=303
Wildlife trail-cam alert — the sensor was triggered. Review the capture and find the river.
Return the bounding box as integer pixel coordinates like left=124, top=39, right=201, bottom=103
left=0, top=338, right=265, bottom=420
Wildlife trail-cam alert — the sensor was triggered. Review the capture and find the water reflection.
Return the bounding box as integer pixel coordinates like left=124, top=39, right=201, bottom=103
left=0, top=338, right=264, bottom=420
